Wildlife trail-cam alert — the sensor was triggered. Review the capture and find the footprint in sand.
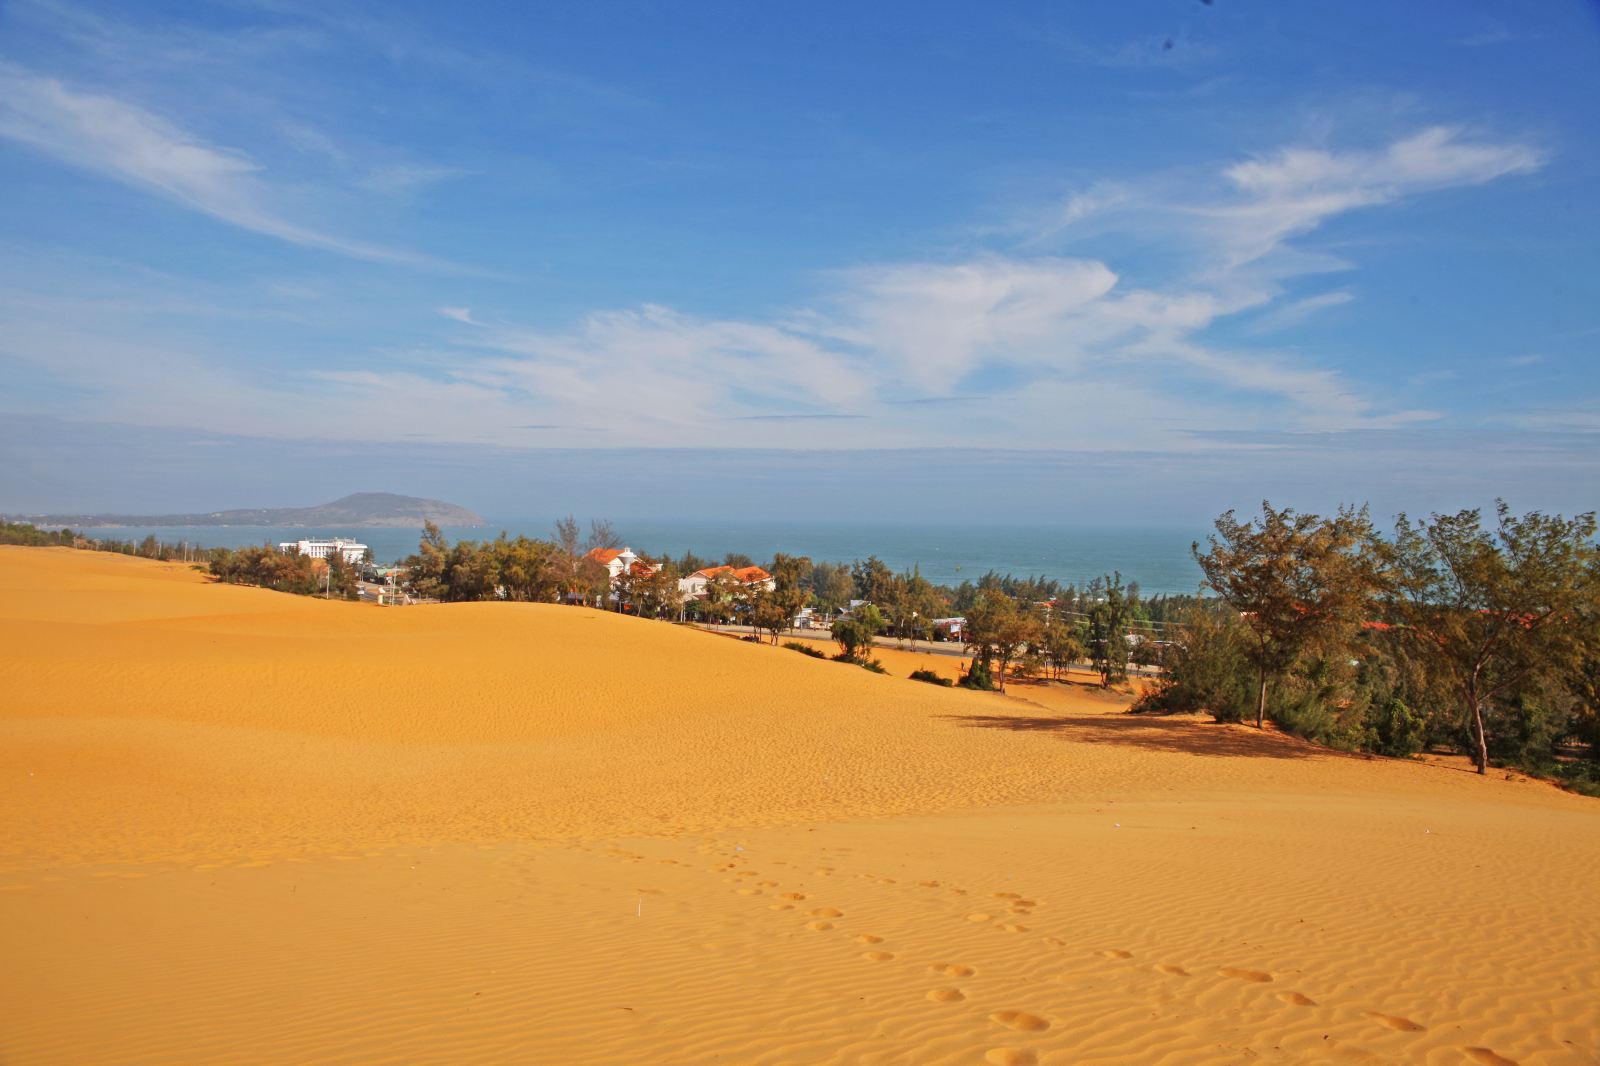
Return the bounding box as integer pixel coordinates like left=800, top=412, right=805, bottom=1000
left=919, top=880, right=941, bottom=888
left=856, top=934, right=884, bottom=944
left=972, top=1043, right=1036, bottom=1062
left=1098, top=949, right=1133, bottom=959
left=927, top=988, right=966, bottom=1002
left=806, top=920, right=834, bottom=931
left=1464, top=1049, right=1519, bottom=1066
left=990, top=1010, right=1050, bottom=1032
left=966, top=912, right=994, bottom=923
left=1218, top=967, right=1273, bottom=983
left=809, top=906, right=843, bottom=918
left=778, top=892, right=806, bottom=900
left=932, top=963, right=976, bottom=977
left=861, top=950, right=895, bottom=961
left=985, top=1050, right=1037, bottom=1066
left=769, top=903, right=794, bottom=911
left=998, top=923, right=1028, bottom=933
left=1366, top=1012, right=1425, bottom=1032
left=992, top=891, right=1022, bottom=900
left=735, top=887, right=762, bottom=895
left=1042, top=936, right=1066, bottom=947
left=1156, top=964, right=1190, bottom=977
left=1277, top=992, right=1317, bottom=1006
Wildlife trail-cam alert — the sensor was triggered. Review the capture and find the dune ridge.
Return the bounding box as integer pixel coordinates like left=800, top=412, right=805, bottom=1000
left=2, top=546, right=1597, bottom=1065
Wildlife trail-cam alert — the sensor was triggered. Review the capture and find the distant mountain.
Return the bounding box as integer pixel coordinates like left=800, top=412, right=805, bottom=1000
left=23, top=493, right=485, bottom=529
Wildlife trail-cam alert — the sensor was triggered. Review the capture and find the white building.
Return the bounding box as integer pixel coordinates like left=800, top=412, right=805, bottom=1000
left=677, top=564, right=775, bottom=600
left=278, top=537, right=369, bottom=565
left=584, top=546, right=643, bottom=582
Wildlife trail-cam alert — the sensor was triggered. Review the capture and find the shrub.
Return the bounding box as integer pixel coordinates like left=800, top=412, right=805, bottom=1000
left=1132, top=607, right=1253, bottom=721
left=1365, top=697, right=1426, bottom=758
left=859, top=658, right=887, bottom=674
left=783, top=641, right=828, bottom=659
left=959, top=659, right=996, bottom=691
left=911, top=668, right=954, bottom=687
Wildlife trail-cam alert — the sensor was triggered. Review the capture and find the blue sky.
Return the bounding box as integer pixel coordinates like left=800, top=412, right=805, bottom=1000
left=0, top=0, right=1596, bottom=523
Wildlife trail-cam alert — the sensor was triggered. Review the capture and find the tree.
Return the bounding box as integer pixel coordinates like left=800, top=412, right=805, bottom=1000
left=811, top=562, right=854, bottom=617
left=851, top=556, right=895, bottom=604
left=405, top=521, right=449, bottom=600
left=963, top=591, right=1041, bottom=694
left=702, top=569, right=741, bottom=624
left=832, top=604, right=885, bottom=661
left=634, top=563, right=683, bottom=620
left=443, top=539, right=499, bottom=601
left=770, top=553, right=814, bottom=631
left=1391, top=503, right=1600, bottom=774
left=1080, top=572, right=1139, bottom=687
left=749, top=588, right=790, bottom=644
left=1040, top=616, right=1082, bottom=680
left=496, top=535, right=559, bottom=602
left=1194, top=503, right=1382, bottom=728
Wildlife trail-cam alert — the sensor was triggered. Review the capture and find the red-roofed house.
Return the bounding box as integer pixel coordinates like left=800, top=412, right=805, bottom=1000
left=584, top=546, right=639, bottom=582
left=678, top=564, right=774, bottom=601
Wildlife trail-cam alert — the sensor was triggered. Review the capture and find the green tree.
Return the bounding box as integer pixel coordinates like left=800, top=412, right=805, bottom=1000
left=963, top=591, right=1041, bottom=694
left=406, top=521, right=449, bottom=600
left=1081, top=572, right=1138, bottom=687
left=770, top=554, right=814, bottom=632
left=1391, top=503, right=1600, bottom=774
left=832, top=604, right=885, bottom=661
left=1194, top=503, right=1382, bottom=727
left=1040, top=615, right=1083, bottom=680
left=811, top=562, right=855, bottom=616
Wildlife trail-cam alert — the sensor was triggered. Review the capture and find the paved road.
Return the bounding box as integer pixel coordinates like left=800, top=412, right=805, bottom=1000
left=694, top=623, right=1163, bottom=677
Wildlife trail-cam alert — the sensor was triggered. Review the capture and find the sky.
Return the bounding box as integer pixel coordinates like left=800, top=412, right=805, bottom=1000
left=0, top=0, right=1597, bottom=525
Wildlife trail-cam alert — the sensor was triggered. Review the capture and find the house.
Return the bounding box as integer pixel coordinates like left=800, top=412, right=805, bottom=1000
left=583, top=546, right=641, bottom=583
left=677, top=564, right=775, bottom=600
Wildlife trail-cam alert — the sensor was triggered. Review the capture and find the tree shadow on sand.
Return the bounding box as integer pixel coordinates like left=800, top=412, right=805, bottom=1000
left=935, top=712, right=1332, bottom=760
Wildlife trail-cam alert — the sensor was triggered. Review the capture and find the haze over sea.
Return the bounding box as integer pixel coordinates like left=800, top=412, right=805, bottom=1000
left=74, top=521, right=1206, bottom=595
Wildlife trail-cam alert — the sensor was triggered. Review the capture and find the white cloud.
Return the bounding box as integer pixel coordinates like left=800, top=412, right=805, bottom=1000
left=0, top=125, right=1545, bottom=452
left=1246, top=290, right=1354, bottom=334
left=1207, top=126, right=1544, bottom=269
left=834, top=256, right=1118, bottom=391
left=0, top=63, right=434, bottom=265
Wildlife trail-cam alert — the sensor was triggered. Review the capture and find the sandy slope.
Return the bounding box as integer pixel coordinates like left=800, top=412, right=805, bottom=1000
left=1, top=546, right=1596, bottom=1065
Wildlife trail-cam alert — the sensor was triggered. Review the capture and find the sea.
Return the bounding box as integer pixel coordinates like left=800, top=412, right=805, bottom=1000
left=73, top=520, right=1208, bottom=596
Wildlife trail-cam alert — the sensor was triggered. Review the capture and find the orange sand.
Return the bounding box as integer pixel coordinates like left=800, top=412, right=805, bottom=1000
left=2, top=546, right=1597, bottom=1064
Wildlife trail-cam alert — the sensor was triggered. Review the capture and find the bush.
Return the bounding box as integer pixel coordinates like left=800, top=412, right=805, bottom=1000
left=910, top=668, right=954, bottom=687
left=783, top=641, right=828, bottom=659
left=1365, top=697, right=1426, bottom=758
left=859, top=658, right=887, bottom=674
left=1132, top=607, right=1253, bottom=721
left=959, top=659, right=996, bottom=691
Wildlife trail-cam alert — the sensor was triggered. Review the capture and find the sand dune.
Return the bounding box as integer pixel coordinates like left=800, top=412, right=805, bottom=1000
left=2, top=546, right=1597, bottom=1064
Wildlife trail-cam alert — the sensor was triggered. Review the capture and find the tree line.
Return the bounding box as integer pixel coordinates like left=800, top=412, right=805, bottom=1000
left=1140, top=501, right=1599, bottom=790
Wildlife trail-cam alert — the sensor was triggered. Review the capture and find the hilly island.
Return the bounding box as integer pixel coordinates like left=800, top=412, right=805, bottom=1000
left=21, top=492, right=484, bottom=529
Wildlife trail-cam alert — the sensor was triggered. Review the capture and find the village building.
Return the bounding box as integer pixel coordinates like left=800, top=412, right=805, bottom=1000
left=277, top=537, right=368, bottom=565
left=677, top=564, right=774, bottom=600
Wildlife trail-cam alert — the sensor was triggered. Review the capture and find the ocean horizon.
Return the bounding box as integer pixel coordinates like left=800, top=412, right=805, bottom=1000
left=71, top=518, right=1208, bottom=596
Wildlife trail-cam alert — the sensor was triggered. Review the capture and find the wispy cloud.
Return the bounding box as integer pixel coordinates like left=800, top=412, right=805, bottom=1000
left=0, top=63, right=442, bottom=265
left=1204, top=126, right=1545, bottom=270
left=0, top=125, right=1546, bottom=453
left=1246, top=290, right=1354, bottom=334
